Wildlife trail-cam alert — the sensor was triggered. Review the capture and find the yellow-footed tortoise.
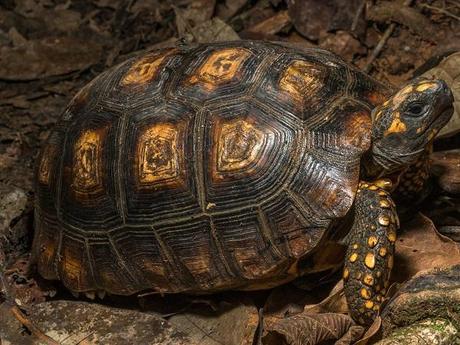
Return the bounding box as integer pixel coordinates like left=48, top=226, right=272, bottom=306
left=32, top=41, right=454, bottom=325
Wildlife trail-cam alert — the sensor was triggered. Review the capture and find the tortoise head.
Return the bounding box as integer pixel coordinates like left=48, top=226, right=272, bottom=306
left=367, top=78, right=454, bottom=175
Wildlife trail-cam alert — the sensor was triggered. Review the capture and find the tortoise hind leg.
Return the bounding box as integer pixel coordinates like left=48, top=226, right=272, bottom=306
left=343, top=180, right=398, bottom=325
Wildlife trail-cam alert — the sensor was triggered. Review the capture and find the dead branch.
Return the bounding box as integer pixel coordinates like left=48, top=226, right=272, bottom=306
left=9, top=304, right=60, bottom=345
left=421, top=3, right=460, bottom=21
left=351, top=0, right=367, bottom=32
left=364, top=0, right=414, bottom=73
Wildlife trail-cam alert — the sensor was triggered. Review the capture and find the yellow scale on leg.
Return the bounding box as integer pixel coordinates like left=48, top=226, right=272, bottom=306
left=343, top=179, right=398, bottom=325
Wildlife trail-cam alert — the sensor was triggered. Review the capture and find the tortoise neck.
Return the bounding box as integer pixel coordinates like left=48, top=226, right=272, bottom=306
left=361, top=143, right=432, bottom=183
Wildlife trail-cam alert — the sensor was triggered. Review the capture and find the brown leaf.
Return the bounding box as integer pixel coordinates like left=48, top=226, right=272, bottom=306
left=420, top=51, right=460, bottom=138
left=5, top=254, right=55, bottom=305
left=42, top=9, right=81, bottom=33
left=244, top=10, right=291, bottom=35
left=366, top=3, right=436, bottom=41
left=353, top=317, right=382, bottom=345
left=287, top=0, right=365, bottom=41
left=181, top=0, right=216, bottom=26
left=319, top=30, right=366, bottom=62
left=175, top=0, right=216, bottom=30
left=263, top=313, right=363, bottom=345
left=0, top=184, right=27, bottom=236
left=431, top=150, right=460, bottom=194
left=392, top=213, right=460, bottom=283
left=0, top=36, right=102, bottom=81
left=304, top=281, right=349, bottom=315
left=183, top=18, right=240, bottom=43
left=264, top=284, right=318, bottom=319
left=216, top=0, right=249, bottom=20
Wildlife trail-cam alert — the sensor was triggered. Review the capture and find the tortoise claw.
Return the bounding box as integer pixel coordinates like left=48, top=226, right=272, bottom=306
left=374, top=178, right=393, bottom=191
left=85, top=291, right=96, bottom=300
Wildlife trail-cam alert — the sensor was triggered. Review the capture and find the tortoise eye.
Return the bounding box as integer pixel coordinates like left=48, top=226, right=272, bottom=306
left=405, top=102, right=426, bottom=117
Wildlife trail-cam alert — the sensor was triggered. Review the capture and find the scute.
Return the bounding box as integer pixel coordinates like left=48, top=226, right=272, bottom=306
left=136, top=122, right=183, bottom=185
left=188, top=47, right=252, bottom=90
left=33, top=41, right=387, bottom=295
left=214, top=118, right=264, bottom=175
left=279, top=60, right=325, bottom=103
left=121, top=49, right=176, bottom=86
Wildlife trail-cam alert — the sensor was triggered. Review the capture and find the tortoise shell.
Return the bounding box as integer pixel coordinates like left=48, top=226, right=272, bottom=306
left=33, top=41, right=391, bottom=295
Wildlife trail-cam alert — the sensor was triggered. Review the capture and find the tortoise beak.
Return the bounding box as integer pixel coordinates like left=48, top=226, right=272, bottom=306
left=433, top=79, right=453, bottom=111
left=437, top=80, right=454, bottom=126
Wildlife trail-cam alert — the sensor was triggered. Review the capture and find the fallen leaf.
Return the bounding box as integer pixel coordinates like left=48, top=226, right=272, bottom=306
left=263, top=284, right=318, bottom=319
left=392, top=213, right=460, bottom=283
left=244, top=10, right=291, bottom=35
left=0, top=36, right=102, bottom=81
left=353, top=317, right=382, bottom=345
left=216, top=0, right=248, bottom=20
left=179, top=0, right=216, bottom=26
left=319, top=30, right=366, bottom=62
left=41, top=9, right=81, bottom=33
left=0, top=184, right=27, bottom=237
left=431, top=150, right=460, bottom=194
left=0, top=9, right=43, bottom=37
left=5, top=254, right=54, bottom=305
left=7, top=27, right=27, bottom=46
left=262, top=280, right=360, bottom=345
left=174, top=0, right=216, bottom=38
left=304, top=280, right=348, bottom=315
left=419, top=51, right=460, bottom=138
left=263, top=312, right=363, bottom=345
left=183, top=17, right=240, bottom=43
left=366, top=2, right=437, bottom=41
left=287, top=0, right=365, bottom=41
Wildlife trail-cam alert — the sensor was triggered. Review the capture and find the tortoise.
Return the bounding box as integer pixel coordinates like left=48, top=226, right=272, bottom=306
left=32, top=41, right=454, bottom=325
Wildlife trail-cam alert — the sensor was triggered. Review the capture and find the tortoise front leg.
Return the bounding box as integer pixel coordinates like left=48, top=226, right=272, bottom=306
left=343, top=180, right=398, bottom=325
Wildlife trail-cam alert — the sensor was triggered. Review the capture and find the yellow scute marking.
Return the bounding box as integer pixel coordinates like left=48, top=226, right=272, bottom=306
left=73, top=129, right=104, bottom=190
left=391, top=85, right=413, bottom=107
left=279, top=60, right=323, bottom=102
left=189, top=48, right=251, bottom=89
left=121, top=50, right=174, bottom=86
left=416, top=82, right=438, bottom=92
left=384, top=112, right=407, bottom=136
left=214, top=119, right=265, bottom=176
left=137, top=123, right=182, bottom=184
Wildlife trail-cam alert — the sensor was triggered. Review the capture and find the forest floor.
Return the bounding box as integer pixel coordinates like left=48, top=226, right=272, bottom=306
left=1, top=0, right=460, bottom=344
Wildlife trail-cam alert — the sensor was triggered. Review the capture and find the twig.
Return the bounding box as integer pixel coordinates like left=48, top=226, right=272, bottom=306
left=0, top=247, right=59, bottom=345
left=421, top=3, right=460, bottom=21
left=364, top=0, right=414, bottom=73
left=245, top=10, right=291, bottom=35
left=446, top=0, right=460, bottom=9
left=364, top=22, right=396, bottom=73
left=171, top=4, right=199, bottom=42
left=9, top=304, right=60, bottom=345
left=257, top=308, right=264, bottom=345
left=351, top=0, right=367, bottom=32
